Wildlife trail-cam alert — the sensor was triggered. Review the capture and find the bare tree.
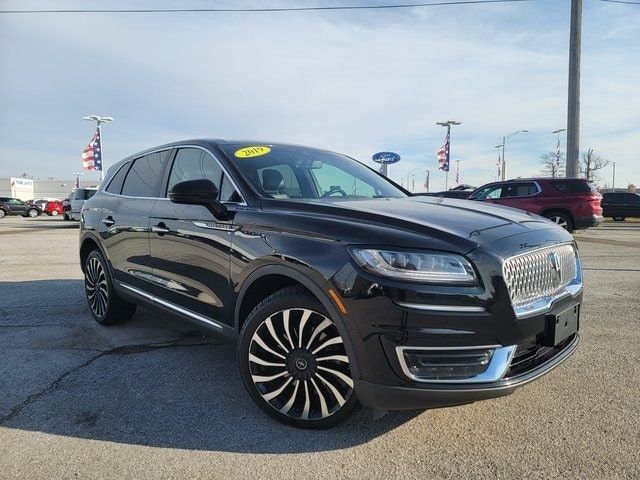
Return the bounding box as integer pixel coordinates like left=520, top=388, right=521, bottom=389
left=540, top=152, right=565, bottom=177
left=580, top=148, right=609, bottom=182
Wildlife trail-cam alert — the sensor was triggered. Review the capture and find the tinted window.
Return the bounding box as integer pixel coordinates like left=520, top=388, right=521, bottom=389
left=502, top=182, right=538, bottom=197
left=219, top=174, right=242, bottom=203
left=257, top=164, right=302, bottom=198
left=470, top=184, right=503, bottom=200
left=167, top=148, right=222, bottom=194
left=105, top=162, right=130, bottom=194
left=603, top=193, right=620, bottom=202
left=122, top=152, right=169, bottom=197
left=552, top=181, right=596, bottom=193
left=624, top=193, right=640, bottom=203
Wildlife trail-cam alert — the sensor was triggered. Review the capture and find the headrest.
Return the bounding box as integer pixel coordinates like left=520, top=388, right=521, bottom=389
left=262, top=169, right=284, bottom=192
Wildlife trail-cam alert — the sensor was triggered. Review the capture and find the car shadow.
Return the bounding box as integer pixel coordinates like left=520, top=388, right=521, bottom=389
left=0, top=279, right=421, bottom=453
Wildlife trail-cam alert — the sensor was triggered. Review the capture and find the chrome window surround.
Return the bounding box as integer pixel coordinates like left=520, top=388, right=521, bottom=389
left=101, top=145, right=247, bottom=206
left=395, top=344, right=517, bottom=384
left=502, top=243, right=583, bottom=319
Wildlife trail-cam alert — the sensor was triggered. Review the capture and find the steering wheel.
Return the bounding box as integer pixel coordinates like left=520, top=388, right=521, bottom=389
left=322, top=187, right=348, bottom=198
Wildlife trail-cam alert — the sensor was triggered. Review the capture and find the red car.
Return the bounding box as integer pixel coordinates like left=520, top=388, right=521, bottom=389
left=44, top=200, right=64, bottom=216
left=468, top=178, right=602, bottom=232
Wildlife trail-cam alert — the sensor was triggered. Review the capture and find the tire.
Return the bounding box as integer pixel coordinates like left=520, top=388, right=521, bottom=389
left=27, top=208, right=39, bottom=218
left=613, top=217, right=626, bottom=222
left=63, top=213, right=70, bottom=221
left=0, top=209, right=5, bottom=219
left=51, top=210, right=59, bottom=216
left=544, top=211, right=574, bottom=232
left=238, top=287, right=359, bottom=428
left=84, top=249, right=136, bottom=325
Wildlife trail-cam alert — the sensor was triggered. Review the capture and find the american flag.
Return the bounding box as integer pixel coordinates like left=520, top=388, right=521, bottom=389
left=437, top=132, right=450, bottom=172
left=82, top=128, right=102, bottom=171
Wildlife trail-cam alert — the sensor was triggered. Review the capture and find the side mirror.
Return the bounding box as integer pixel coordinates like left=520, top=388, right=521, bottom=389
left=169, top=179, right=227, bottom=217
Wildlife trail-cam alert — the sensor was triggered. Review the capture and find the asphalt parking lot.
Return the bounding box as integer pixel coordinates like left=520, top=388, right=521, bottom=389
left=0, top=216, right=638, bottom=479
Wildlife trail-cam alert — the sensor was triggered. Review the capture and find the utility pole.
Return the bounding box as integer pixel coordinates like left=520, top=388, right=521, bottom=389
left=436, top=120, right=461, bottom=191
left=495, top=130, right=527, bottom=181
left=612, top=162, right=616, bottom=190
left=566, top=0, right=582, bottom=178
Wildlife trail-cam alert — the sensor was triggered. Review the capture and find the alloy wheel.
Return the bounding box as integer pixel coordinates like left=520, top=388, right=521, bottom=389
left=549, top=215, right=568, bottom=229
left=28, top=209, right=38, bottom=218
left=0, top=210, right=5, bottom=219
left=85, top=256, right=108, bottom=318
left=248, top=308, right=353, bottom=421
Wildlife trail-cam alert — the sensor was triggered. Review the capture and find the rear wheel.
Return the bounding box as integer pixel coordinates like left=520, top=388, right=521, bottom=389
left=84, top=249, right=136, bottom=325
left=238, top=287, right=359, bottom=428
left=613, top=216, right=626, bottom=222
left=27, top=208, right=38, bottom=218
left=0, top=209, right=5, bottom=219
left=544, top=211, right=574, bottom=232
left=51, top=210, right=59, bottom=216
left=63, top=213, right=70, bottom=221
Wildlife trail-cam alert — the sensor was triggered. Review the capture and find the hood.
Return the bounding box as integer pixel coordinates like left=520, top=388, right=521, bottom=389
left=260, top=196, right=564, bottom=254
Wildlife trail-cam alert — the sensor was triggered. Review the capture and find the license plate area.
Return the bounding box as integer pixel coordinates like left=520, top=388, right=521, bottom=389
left=544, top=304, right=579, bottom=346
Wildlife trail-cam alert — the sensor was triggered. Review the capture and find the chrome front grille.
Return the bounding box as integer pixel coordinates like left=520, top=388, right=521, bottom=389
left=502, top=243, right=578, bottom=308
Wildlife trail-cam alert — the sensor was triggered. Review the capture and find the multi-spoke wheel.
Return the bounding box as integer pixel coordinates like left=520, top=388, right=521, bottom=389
left=544, top=211, right=574, bottom=232
left=238, top=287, right=359, bottom=428
left=83, top=249, right=136, bottom=325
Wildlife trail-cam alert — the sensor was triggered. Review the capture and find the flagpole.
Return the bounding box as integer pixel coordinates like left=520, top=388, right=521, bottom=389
left=83, top=114, right=113, bottom=184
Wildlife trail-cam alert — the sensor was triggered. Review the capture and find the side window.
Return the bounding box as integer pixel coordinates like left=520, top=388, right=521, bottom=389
left=122, top=152, right=169, bottom=197
left=220, top=174, right=242, bottom=203
left=105, top=162, right=130, bottom=194
left=503, top=182, right=538, bottom=197
left=311, top=163, right=376, bottom=197
left=471, top=185, right=502, bottom=200
left=167, top=148, right=222, bottom=194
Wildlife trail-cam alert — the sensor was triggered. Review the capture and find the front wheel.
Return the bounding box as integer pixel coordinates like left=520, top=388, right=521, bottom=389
left=238, top=287, right=359, bottom=428
left=0, top=209, right=5, bottom=219
left=613, top=216, right=626, bottom=222
left=27, top=208, right=39, bottom=218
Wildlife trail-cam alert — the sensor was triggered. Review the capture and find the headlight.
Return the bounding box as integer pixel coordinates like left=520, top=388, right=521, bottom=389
left=350, top=248, right=477, bottom=284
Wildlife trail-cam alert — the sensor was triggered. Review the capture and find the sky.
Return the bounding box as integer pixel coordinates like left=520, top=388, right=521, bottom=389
left=0, top=0, right=639, bottom=192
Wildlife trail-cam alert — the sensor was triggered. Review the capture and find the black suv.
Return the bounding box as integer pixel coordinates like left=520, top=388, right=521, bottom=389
left=80, top=140, right=582, bottom=428
left=0, top=197, right=41, bottom=219
left=601, top=192, right=640, bottom=221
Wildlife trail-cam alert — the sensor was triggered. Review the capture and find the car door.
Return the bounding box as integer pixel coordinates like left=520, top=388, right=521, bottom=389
left=495, top=182, right=542, bottom=213
left=148, top=147, right=241, bottom=327
left=469, top=184, right=503, bottom=204
left=9, top=198, right=28, bottom=215
left=98, top=151, right=170, bottom=297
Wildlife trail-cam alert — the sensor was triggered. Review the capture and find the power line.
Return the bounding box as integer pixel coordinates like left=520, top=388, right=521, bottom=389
left=0, top=0, right=531, bottom=15
left=600, top=0, right=640, bottom=4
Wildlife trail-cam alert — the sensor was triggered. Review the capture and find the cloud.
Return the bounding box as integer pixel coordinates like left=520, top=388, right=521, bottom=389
left=0, top=0, right=638, bottom=190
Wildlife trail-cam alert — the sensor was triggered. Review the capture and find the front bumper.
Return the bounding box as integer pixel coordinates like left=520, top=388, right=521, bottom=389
left=354, top=333, right=579, bottom=410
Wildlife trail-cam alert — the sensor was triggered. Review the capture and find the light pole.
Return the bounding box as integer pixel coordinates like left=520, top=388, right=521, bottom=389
left=566, top=0, right=582, bottom=178
left=406, top=167, right=420, bottom=192
left=83, top=114, right=113, bottom=181
left=424, top=169, right=430, bottom=192
left=612, top=162, right=616, bottom=190
left=552, top=128, right=567, bottom=177
left=436, top=120, right=461, bottom=189
left=497, top=130, right=528, bottom=181
left=494, top=144, right=503, bottom=180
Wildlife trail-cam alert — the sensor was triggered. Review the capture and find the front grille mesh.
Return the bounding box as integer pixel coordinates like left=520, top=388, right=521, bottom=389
left=502, top=244, right=577, bottom=307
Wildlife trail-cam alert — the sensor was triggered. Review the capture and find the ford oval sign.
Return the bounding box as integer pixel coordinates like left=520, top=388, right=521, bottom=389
left=372, top=151, right=401, bottom=164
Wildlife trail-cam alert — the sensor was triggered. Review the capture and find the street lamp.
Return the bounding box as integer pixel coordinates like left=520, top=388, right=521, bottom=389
left=499, top=129, right=528, bottom=181
left=552, top=128, right=567, bottom=178
left=83, top=114, right=113, bottom=181
left=406, top=167, right=420, bottom=192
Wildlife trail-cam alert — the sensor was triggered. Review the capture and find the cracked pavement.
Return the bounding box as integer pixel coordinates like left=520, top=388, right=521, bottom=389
left=0, top=215, right=639, bottom=479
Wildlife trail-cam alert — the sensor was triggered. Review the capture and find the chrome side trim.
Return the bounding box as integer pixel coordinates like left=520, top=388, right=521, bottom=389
left=394, top=301, right=485, bottom=313
left=395, top=344, right=517, bottom=384
left=118, top=282, right=224, bottom=331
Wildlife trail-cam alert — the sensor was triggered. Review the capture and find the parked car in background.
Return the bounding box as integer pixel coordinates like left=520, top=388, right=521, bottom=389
left=415, top=184, right=477, bottom=199
left=0, top=197, right=41, bottom=219
left=28, top=199, right=49, bottom=212
left=468, top=178, right=602, bottom=232
left=68, top=188, right=97, bottom=221
left=44, top=200, right=65, bottom=216
left=62, top=197, right=71, bottom=220
left=79, top=139, right=581, bottom=428
left=601, top=192, right=640, bottom=221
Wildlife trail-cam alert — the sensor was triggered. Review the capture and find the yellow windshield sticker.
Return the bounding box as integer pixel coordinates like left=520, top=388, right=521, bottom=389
left=234, top=146, right=271, bottom=158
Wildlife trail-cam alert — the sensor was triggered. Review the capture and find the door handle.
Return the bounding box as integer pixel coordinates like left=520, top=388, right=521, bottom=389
left=151, top=223, right=170, bottom=235
left=102, top=216, right=115, bottom=227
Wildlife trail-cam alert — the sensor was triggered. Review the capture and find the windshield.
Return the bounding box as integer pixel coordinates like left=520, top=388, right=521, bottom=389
left=222, top=144, right=406, bottom=201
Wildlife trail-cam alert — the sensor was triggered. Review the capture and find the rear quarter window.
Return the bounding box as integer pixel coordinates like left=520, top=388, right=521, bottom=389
left=105, top=162, right=131, bottom=194
left=551, top=181, right=596, bottom=193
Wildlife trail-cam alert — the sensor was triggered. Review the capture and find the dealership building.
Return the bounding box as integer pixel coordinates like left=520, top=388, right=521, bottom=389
left=0, top=177, right=100, bottom=201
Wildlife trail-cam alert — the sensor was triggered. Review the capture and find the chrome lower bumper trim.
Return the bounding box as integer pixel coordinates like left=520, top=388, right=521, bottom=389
left=394, top=301, right=485, bottom=313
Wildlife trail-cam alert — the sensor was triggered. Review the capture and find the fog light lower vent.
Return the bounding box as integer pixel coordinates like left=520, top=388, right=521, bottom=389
left=401, top=348, right=494, bottom=381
